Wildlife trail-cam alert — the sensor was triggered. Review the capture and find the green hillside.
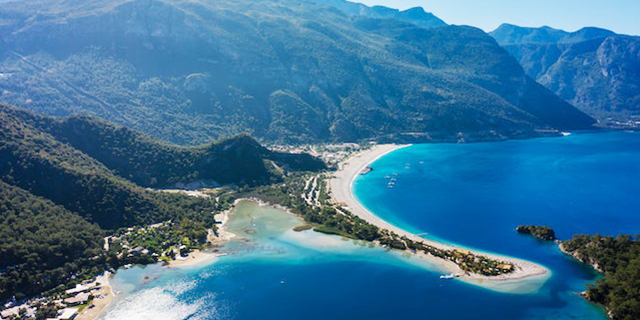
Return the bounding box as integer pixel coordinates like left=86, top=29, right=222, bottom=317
left=0, top=0, right=594, bottom=145
left=562, top=235, right=640, bottom=320
left=0, top=104, right=324, bottom=300
left=0, top=181, right=105, bottom=301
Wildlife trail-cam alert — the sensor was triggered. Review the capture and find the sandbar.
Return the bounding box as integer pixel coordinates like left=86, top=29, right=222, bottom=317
left=328, top=144, right=549, bottom=285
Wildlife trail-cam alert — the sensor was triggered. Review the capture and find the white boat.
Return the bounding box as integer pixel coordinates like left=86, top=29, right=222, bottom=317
left=439, top=274, right=455, bottom=279
left=359, top=166, right=373, bottom=175
left=561, top=132, right=571, bottom=136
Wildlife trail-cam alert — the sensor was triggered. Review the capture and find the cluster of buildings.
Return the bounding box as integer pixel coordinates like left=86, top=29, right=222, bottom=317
left=1, top=279, right=105, bottom=320
left=1, top=303, right=36, bottom=319
left=1, top=302, right=78, bottom=320
left=267, top=143, right=363, bottom=168
left=106, top=227, right=157, bottom=259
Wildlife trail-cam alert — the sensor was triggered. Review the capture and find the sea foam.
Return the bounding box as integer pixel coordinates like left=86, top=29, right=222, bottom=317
left=101, top=279, right=217, bottom=320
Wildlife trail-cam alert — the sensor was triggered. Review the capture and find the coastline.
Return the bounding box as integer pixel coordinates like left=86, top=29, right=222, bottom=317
left=329, top=144, right=549, bottom=283
left=166, top=249, right=221, bottom=268
left=82, top=206, right=237, bottom=319
left=75, top=272, right=114, bottom=320
left=167, top=206, right=237, bottom=268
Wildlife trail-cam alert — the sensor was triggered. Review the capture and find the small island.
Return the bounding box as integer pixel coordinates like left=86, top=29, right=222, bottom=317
left=516, top=225, right=556, bottom=241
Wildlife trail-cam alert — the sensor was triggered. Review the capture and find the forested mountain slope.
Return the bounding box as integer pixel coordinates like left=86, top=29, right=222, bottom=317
left=0, top=104, right=323, bottom=230
left=0, top=104, right=324, bottom=300
left=1, top=104, right=324, bottom=189
left=0, top=181, right=105, bottom=301
left=0, top=0, right=594, bottom=144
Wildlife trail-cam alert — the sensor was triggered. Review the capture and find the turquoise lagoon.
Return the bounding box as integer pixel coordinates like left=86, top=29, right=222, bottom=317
left=101, top=132, right=640, bottom=319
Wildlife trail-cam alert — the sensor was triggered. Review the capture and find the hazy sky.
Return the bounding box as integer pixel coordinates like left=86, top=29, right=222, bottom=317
left=357, top=0, right=640, bottom=36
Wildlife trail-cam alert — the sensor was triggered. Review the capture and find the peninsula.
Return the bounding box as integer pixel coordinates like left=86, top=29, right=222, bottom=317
left=329, top=144, right=549, bottom=282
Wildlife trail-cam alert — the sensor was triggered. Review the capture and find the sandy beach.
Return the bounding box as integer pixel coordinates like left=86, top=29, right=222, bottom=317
left=167, top=249, right=221, bottom=268
left=329, top=144, right=549, bottom=282
left=168, top=208, right=237, bottom=268
left=77, top=250, right=222, bottom=320
left=79, top=206, right=236, bottom=319
left=75, top=272, right=114, bottom=320
left=76, top=250, right=220, bottom=320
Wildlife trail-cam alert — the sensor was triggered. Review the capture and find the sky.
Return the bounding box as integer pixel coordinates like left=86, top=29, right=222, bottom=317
left=357, top=0, right=640, bottom=36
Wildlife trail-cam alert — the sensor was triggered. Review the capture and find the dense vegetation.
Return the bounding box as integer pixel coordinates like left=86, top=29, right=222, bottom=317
left=0, top=180, right=212, bottom=302
left=490, top=24, right=640, bottom=126
left=0, top=104, right=324, bottom=302
left=1, top=105, right=324, bottom=188
left=1, top=105, right=225, bottom=229
left=0, top=0, right=593, bottom=145
left=0, top=181, right=104, bottom=301
left=245, top=173, right=514, bottom=276
left=516, top=225, right=556, bottom=241
left=561, top=234, right=640, bottom=320
left=110, top=212, right=217, bottom=263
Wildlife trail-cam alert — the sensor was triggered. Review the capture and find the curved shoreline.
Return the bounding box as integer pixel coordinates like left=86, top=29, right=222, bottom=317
left=75, top=272, right=114, bottom=320
left=329, top=144, right=549, bottom=284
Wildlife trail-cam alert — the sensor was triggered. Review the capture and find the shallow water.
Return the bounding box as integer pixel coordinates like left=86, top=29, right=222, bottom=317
left=101, top=132, right=640, bottom=319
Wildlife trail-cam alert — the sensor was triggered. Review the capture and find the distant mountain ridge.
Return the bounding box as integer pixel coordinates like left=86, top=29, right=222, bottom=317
left=490, top=24, right=640, bottom=127
left=490, top=24, right=615, bottom=45
left=310, top=0, right=447, bottom=28
left=0, top=0, right=594, bottom=144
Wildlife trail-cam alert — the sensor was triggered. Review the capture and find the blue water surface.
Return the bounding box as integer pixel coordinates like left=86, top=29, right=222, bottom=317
left=103, top=132, right=640, bottom=320
left=353, top=131, right=640, bottom=319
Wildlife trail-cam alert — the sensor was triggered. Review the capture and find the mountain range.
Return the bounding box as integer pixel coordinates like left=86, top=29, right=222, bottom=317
left=490, top=24, right=640, bottom=128
left=0, top=0, right=594, bottom=145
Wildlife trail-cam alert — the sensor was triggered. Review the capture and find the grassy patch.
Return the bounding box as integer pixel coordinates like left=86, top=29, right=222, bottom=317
left=76, top=296, right=94, bottom=312
left=293, top=225, right=313, bottom=232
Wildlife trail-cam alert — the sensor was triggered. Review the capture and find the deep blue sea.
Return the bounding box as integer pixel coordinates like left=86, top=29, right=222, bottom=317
left=101, top=132, right=640, bottom=320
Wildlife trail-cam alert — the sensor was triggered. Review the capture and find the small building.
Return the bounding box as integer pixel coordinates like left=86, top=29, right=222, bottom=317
left=131, top=246, right=145, bottom=255
left=498, top=264, right=513, bottom=271
left=58, top=308, right=78, bottom=320
left=1, top=307, right=19, bottom=319
left=65, top=283, right=92, bottom=295
left=1, top=305, right=35, bottom=319
left=63, top=292, right=90, bottom=306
